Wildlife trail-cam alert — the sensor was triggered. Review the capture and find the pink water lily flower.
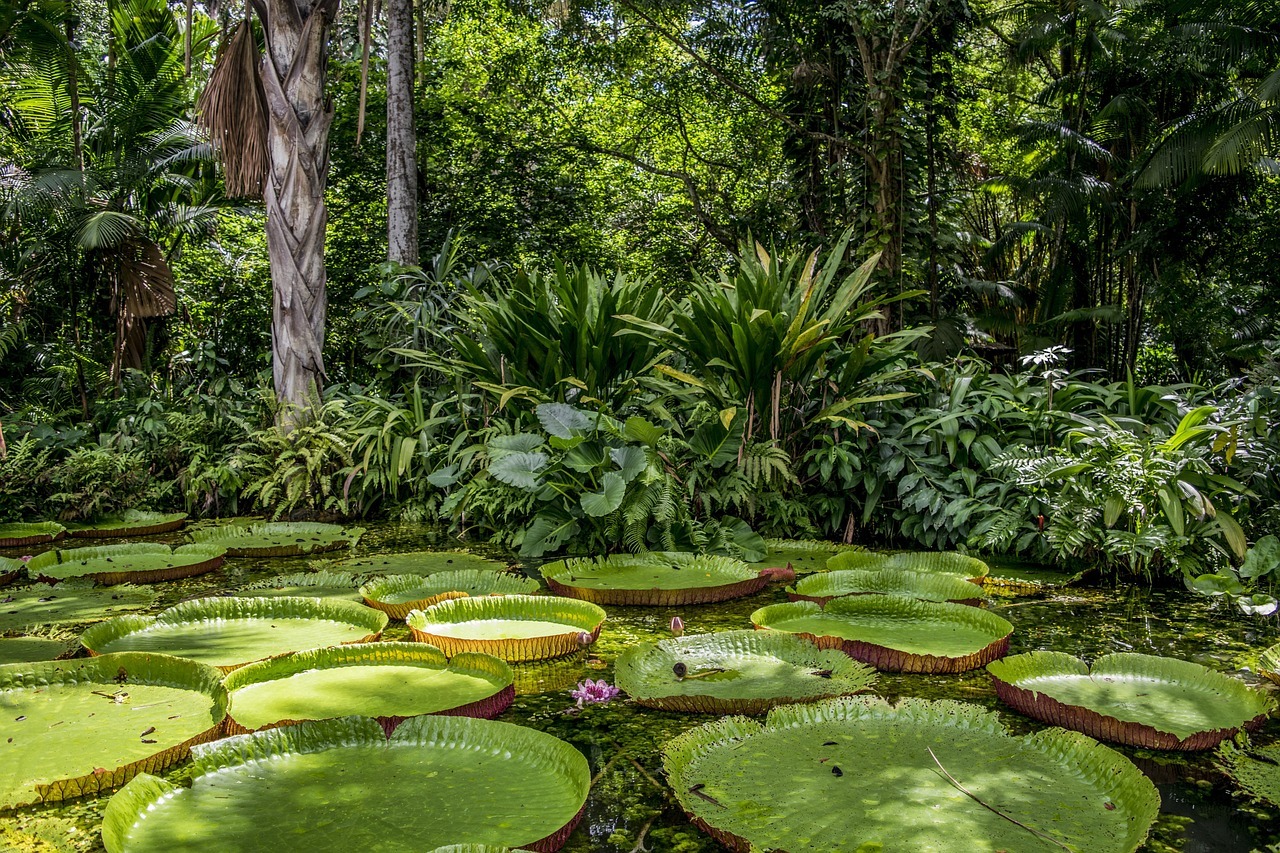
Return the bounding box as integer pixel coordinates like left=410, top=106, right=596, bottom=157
left=571, top=679, right=621, bottom=708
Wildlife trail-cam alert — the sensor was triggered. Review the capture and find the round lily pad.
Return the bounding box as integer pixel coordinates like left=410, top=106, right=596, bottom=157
left=615, top=630, right=876, bottom=714
left=235, top=571, right=365, bottom=602
left=0, top=523, right=66, bottom=549
left=827, top=550, right=991, bottom=581
left=361, top=571, right=542, bottom=619
left=101, top=715, right=590, bottom=852
left=189, top=522, right=365, bottom=557
left=754, top=538, right=861, bottom=574
left=542, top=553, right=774, bottom=606
left=751, top=595, right=1013, bottom=673
left=980, top=565, right=1085, bottom=596
left=1258, top=641, right=1280, bottom=686
left=27, top=544, right=225, bottom=585
left=0, top=636, right=77, bottom=664
left=222, top=643, right=515, bottom=734
left=81, top=597, right=389, bottom=672
left=987, top=651, right=1275, bottom=751
left=338, top=550, right=509, bottom=576
left=662, top=696, right=1160, bottom=853
left=787, top=567, right=985, bottom=606
left=407, top=595, right=605, bottom=662
left=0, top=653, right=228, bottom=809
left=0, top=582, right=158, bottom=633
left=66, top=511, right=188, bottom=539
left=0, top=557, right=23, bottom=587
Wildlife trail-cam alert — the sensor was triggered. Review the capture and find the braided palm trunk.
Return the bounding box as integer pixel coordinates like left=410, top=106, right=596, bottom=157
left=259, top=0, right=339, bottom=418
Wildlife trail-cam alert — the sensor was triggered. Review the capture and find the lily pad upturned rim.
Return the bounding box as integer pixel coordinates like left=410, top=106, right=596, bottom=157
left=826, top=549, right=991, bottom=581
left=0, top=522, right=67, bottom=549
left=751, top=594, right=1013, bottom=673
left=756, top=538, right=862, bottom=573
left=661, top=695, right=1160, bottom=853
left=407, top=595, right=605, bottom=662
left=236, top=571, right=365, bottom=601
left=66, top=511, right=189, bottom=539
left=26, top=543, right=227, bottom=585
left=1258, top=641, right=1280, bottom=686
left=101, top=715, right=591, bottom=853
left=0, top=652, right=228, bottom=809
left=80, top=596, right=390, bottom=672
left=615, top=630, right=876, bottom=715
left=787, top=567, right=986, bottom=606
left=360, top=571, right=542, bottom=619
left=987, top=651, right=1275, bottom=751
left=541, top=553, right=770, bottom=606
left=337, top=549, right=510, bottom=576
left=0, top=556, right=24, bottom=586
left=189, top=521, right=366, bottom=557
left=221, top=642, right=515, bottom=735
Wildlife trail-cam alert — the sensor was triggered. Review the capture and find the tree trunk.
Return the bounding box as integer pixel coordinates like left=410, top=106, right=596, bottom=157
left=259, top=0, right=338, bottom=421
left=386, top=0, right=419, bottom=264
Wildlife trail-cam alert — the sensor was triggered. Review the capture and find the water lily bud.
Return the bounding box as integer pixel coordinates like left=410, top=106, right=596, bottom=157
left=576, top=631, right=594, bottom=647
left=670, top=616, right=685, bottom=637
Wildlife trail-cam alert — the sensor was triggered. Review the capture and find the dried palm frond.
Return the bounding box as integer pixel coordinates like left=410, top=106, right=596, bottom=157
left=196, top=19, right=267, bottom=199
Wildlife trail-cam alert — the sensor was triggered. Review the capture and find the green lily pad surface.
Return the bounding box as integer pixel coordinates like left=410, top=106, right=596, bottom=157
left=0, top=557, right=23, bottom=587
left=754, top=538, right=860, bottom=574
left=1219, top=740, right=1280, bottom=806
left=1259, top=641, right=1280, bottom=686
left=235, top=572, right=365, bottom=603
left=664, top=696, right=1160, bottom=853
left=222, top=643, right=515, bottom=733
left=980, top=565, right=1085, bottom=596
left=66, top=511, right=188, bottom=539
left=338, top=550, right=509, bottom=576
left=752, top=595, right=1013, bottom=673
left=0, top=654, right=228, bottom=809
left=81, top=597, right=388, bottom=672
left=102, top=715, right=590, bottom=852
left=408, top=595, right=605, bottom=661
left=189, top=522, right=365, bottom=558
left=542, top=553, right=770, bottom=606
left=27, top=544, right=225, bottom=585
left=0, top=523, right=66, bottom=549
left=987, top=651, right=1274, bottom=750
left=616, top=630, right=876, bottom=714
left=788, top=567, right=985, bottom=606
left=360, top=571, right=541, bottom=619
left=827, top=550, right=991, bottom=581
left=0, top=583, right=158, bottom=633
left=0, top=636, right=77, bottom=664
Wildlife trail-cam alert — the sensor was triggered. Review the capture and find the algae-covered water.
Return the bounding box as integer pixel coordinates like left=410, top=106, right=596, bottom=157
left=3, top=523, right=1279, bottom=852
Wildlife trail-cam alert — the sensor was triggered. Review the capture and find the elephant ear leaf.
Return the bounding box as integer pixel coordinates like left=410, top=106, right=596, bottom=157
left=690, top=413, right=744, bottom=468
left=611, top=446, right=648, bottom=482
left=580, top=472, right=625, bottom=517
left=537, top=403, right=593, bottom=439
left=1240, top=535, right=1280, bottom=580
left=489, top=451, right=548, bottom=490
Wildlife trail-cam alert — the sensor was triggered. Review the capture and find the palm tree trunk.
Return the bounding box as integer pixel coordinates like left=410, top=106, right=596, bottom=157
left=386, top=0, right=419, bottom=264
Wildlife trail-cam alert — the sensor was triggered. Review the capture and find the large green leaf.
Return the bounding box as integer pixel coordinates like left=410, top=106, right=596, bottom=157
left=0, top=557, right=22, bottom=586
left=65, top=511, right=187, bottom=539
left=189, top=522, right=364, bottom=558
left=0, top=653, right=227, bottom=809
left=338, top=551, right=509, bottom=577
left=754, top=538, right=862, bottom=575
left=579, top=472, right=625, bottom=518
left=0, top=582, right=158, bottom=632
left=222, top=643, right=514, bottom=732
left=662, top=696, right=1159, bottom=853
left=616, top=630, right=875, bottom=714
left=789, top=568, right=985, bottom=605
left=752, top=595, right=1012, bottom=673
left=828, top=550, right=991, bottom=581
left=1259, top=641, right=1280, bottom=685
left=235, top=571, right=365, bottom=603
left=359, top=571, right=541, bottom=619
left=407, top=594, right=604, bottom=662
left=1219, top=740, right=1280, bottom=807
left=688, top=414, right=744, bottom=468
left=536, top=402, right=594, bottom=438
left=988, top=651, right=1274, bottom=749
left=541, top=552, right=769, bottom=606
left=0, top=636, right=77, bottom=664
left=102, top=715, right=590, bottom=852
left=610, top=446, right=648, bottom=482
left=27, top=544, right=225, bottom=585
left=81, top=597, right=389, bottom=672
left=488, top=451, right=548, bottom=490
left=0, top=522, right=67, bottom=548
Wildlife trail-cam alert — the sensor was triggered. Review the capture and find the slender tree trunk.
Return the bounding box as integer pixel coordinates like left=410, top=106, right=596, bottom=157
left=386, top=0, right=419, bottom=264
left=259, top=0, right=339, bottom=421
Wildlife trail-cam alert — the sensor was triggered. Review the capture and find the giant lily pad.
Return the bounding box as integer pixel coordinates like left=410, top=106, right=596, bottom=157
left=987, top=651, right=1274, bottom=751
left=81, top=597, right=388, bottom=672
left=0, top=557, right=23, bottom=587
left=827, top=550, right=991, bottom=582
left=662, top=696, right=1159, bottom=853
left=0, top=523, right=66, bottom=549
left=222, top=643, right=515, bottom=734
left=407, top=595, right=605, bottom=662
left=751, top=595, right=1013, bottom=673
left=615, top=630, right=876, bottom=714
left=0, top=653, right=228, bottom=809
left=0, top=636, right=77, bottom=664
left=190, top=522, right=365, bottom=557
left=236, top=571, right=365, bottom=603
left=755, top=538, right=861, bottom=574
left=787, top=567, right=985, bottom=606
left=102, top=715, right=590, bottom=852
left=0, top=582, right=158, bottom=632
left=66, top=511, right=188, bottom=539
left=542, top=553, right=777, bottom=606
left=338, top=550, right=509, bottom=576
left=360, top=571, right=541, bottom=619
left=1219, top=739, right=1280, bottom=806
left=26, top=544, right=225, bottom=585
left=1258, top=641, right=1280, bottom=686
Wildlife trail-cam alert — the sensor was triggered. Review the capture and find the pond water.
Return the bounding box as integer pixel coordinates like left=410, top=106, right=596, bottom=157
left=4, top=522, right=1280, bottom=852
